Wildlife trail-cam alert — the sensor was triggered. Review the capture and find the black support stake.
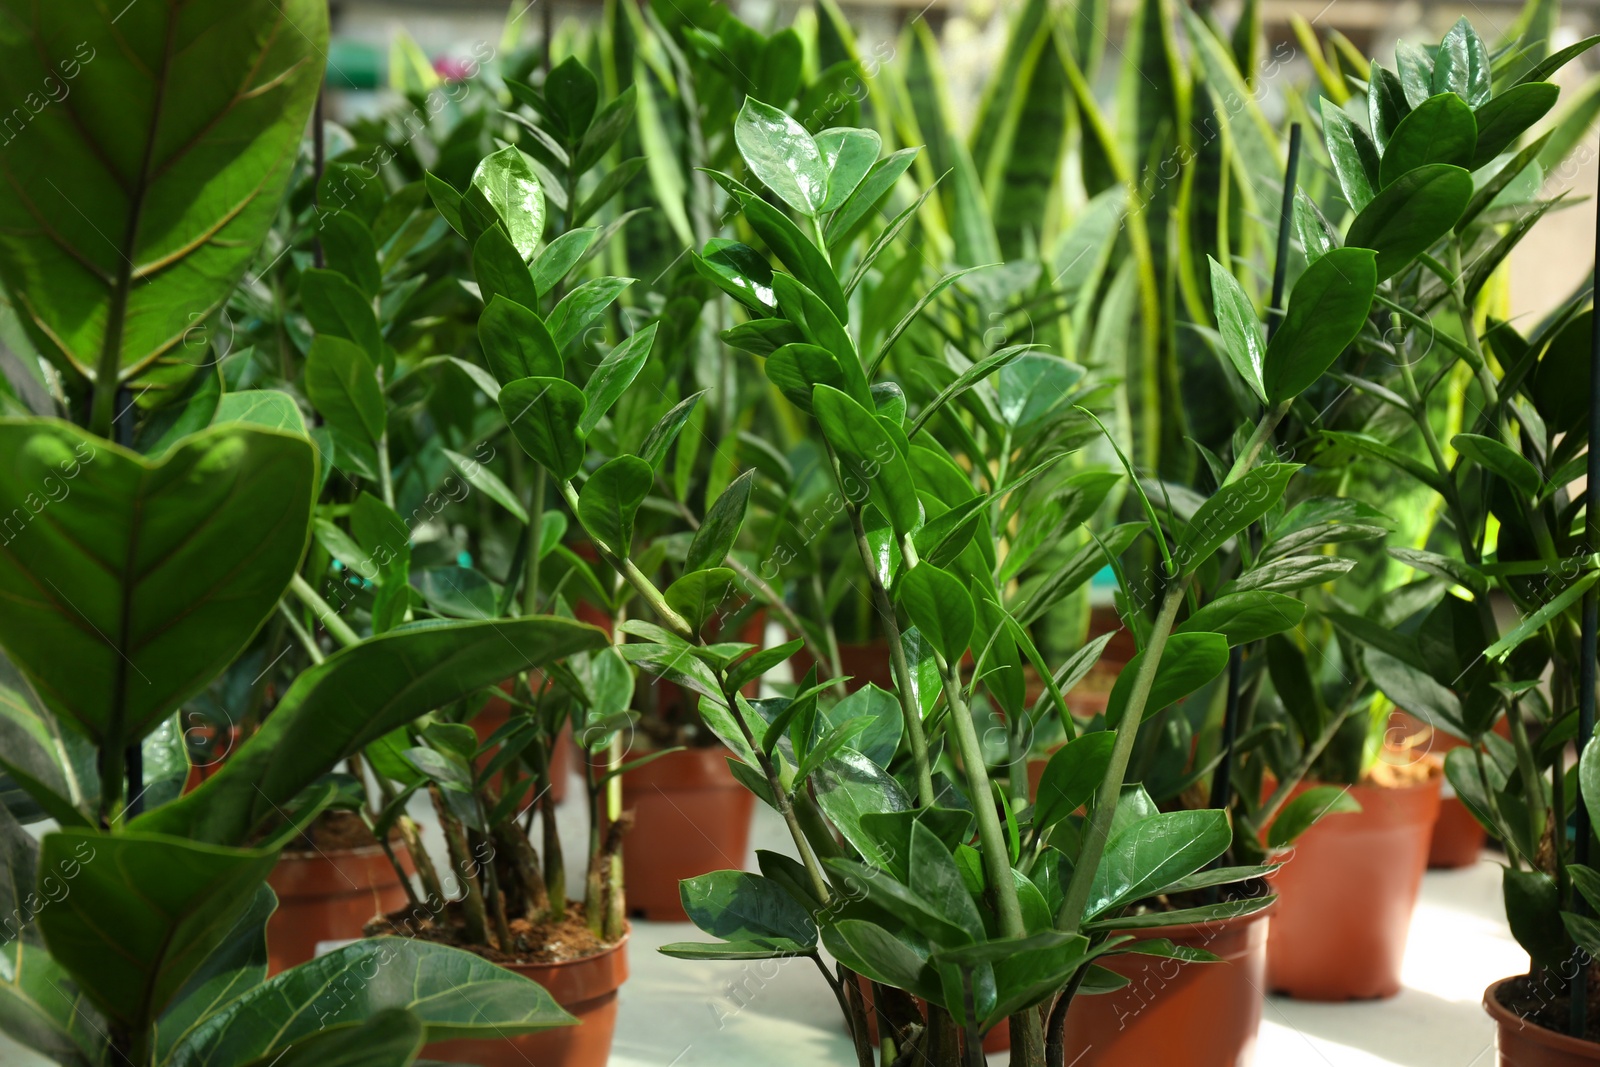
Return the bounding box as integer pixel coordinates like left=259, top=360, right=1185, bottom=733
left=114, top=387, right=144, bottom=819
left=1571, top=141, right=1600, bottom=1040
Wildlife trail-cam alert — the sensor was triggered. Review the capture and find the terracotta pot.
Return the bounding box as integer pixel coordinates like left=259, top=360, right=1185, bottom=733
left=1484, top=976, right=1600, bottom=1065
left=181, top=723, right=240, bottom=795
left=1264, top=768, right=1442, bottom=999
left=266, top=843, right=413, bottom=974
left=473, top=684, right=571, bottom=806
left=792, top=639, right=896, bottom=692
left=1389, top=710, right=1506, bottom=868
left=1061, top=902, right=1273, bottom=1066
left=423, top=932, right=629, bottom=1067
left=612, top=746, right=754, bottom=920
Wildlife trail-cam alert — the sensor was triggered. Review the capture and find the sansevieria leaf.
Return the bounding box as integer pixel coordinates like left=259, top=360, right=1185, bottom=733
left=0, top=0, right=328, bottom=433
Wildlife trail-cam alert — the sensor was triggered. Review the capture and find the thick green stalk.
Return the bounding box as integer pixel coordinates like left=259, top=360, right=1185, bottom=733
left=1056, top=583, right=1186, bottom=930
left=523, top=465, right=546, bottom=616
left=940, top=659, right=1025, bottom=938
left=558, top=480, right=694, bottom=638
left=288, top=573, right=361, bottom=648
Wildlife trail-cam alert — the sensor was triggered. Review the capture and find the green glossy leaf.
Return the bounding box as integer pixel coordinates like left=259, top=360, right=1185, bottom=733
left=765, top=343, right=847, bottom=411
left=1207, top=257, right=1266, bottom=403
left=580, top=323, right=657, bottom=435
left=135, top=617, right=606, bottom=845
left=665, top=568, right=736, bottom=635
left=37, top=829, right=276, bottom=1031
left=478, top=296, right=561, bottom=386
left=1434, top=18, right=1489, bottom=105
left=1471, top=82, right=1559, bottom=168
left=577, top=456, right=653, bottom=555
left=1105, top=632, right=1229, bottom=726
left=657, top=938, right=811, bottom=961
left=499, top=376, right=587, bottom=479
left=1583, top=736, right=1600, bottom=834
left=0, top=0, right=326, bottom=398
left=816, top=128, right=881, bottom=213
left=306, top=335, right=384, bottom=444
left=0, top=421, right=313, bottom=752
left=300, top=269, right=381, bottom=362
left=1033, top=731, right=1116, bottom=833
left=820, top=920, right=940, bottom=1002
left=812, top=385, right=921, bottom=537
left=1319, top=99, right=1379, bottom=212
left=531, top=228, right=598, bottom=297
left=1085, top=810, right=1232, bottom=918
left=1266, top=785, right=1361, bottom=849
left=687, top=470, right=754, bottom=573
left=736, top=195, right=849, bottom=321
left=1173, top=463, right=1300, bottom=575
left=544, top=56, right=599, bottom=143
left=0, top=935, right=108, bottom=1067
left=735, top=99, right=828, bottom=216
left=898, top=564, right=974, bottom=665
left=319, top=212, right=380, bottom=299
left=166, top=939, right=574, bottom=1065
left=470, top=146, right=546, bottom=262
left=1451, top=432, right=1542, bottom=495
left=243, top=1007, right=423, bottom=1067
left=825, top=147, right=918, bottom=248
left=1263, top=247, right=1377, bottom=402
left=1174, top=591, right=1307, bottom=646
left=548, top=276, right=633, bottom=352
left=1379, top=93, right=1477, bottom=186
left=639, top=392, right=704, bottom=470
left=813, top=751, right=911, bottom=868
left=472, top=224, right=539, bottom=309
left=1344, top=164, right=1473, bottom=281
left=1504, top=867, right=1569, bottom=971
left=693, top=241, right=777, bottom=315
left=680, top=870, right=818, bottom=947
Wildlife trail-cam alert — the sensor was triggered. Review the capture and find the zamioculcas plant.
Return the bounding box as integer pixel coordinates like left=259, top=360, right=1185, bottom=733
left=588, top=92, right=1428, bottom=1067
left=0, top=4, right=612, bottom=1065
left=1288, top=11, right=1600, bottom=1040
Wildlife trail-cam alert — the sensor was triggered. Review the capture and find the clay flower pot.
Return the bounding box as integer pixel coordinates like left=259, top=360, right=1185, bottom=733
left=423, top=932, right=629, bottom=1067
left=1484, top=976, right=1600, bottom=1065
left=1390, top=710, right=1507, bottom=868
left=1061, top=902, right=1273, bottom=1066
left=1265, top=767, right=1442, bottom=1000
left=616, top=747, right=754, bottom=920
left=266, top=842, right=414, bottom=974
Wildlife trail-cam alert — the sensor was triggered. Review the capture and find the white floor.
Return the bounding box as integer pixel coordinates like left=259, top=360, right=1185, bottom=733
left=0, top=794, right=1528, bottom=1067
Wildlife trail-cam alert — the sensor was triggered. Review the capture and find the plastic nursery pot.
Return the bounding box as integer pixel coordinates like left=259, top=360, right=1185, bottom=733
left=423, top=931, right=630, bottom=1067
left=266, top=841, right=414, bottom=974
left=613, top=746, right=755, bottom=921
left=1483, top=976, right=1600, bottom=1066
left=1264, top=765, right=1442, bottom=1000
left=1390, top=710, right=1507, bottom=869
left=1060, top=901, right=1273, bottom=1067
left=473, top=681, right=571, bottom=806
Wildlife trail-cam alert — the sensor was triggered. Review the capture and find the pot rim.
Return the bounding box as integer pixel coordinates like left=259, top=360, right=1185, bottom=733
left=1484, top=975, right=1600, bottom=1056
left=497, top=923, right=631, bottom=974
left=278, top=841, right=403, bottom=861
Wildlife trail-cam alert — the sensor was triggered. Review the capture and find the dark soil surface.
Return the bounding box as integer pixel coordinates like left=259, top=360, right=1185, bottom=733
left=1495, top=970, right=1600, bottom=1045
left=365, top=900, right=619, bottom=966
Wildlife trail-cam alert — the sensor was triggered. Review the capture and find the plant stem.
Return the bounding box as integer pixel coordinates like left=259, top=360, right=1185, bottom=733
left=378, top=426, right=395, bottom=509
left=524, top=465, right=546, bottom=616
left=288, top=573, right=361, bottom=648
left=1056, top=583, right=1186, bottom=931
left=277, top=601, right=325, bottom=664
left=559, top=480, right=694, bottom=638
left=939, top=659, right=1025, bottom=938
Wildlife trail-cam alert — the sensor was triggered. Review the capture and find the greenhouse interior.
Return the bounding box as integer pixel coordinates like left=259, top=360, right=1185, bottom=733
left=0, top=0, right=1598, bottom=1064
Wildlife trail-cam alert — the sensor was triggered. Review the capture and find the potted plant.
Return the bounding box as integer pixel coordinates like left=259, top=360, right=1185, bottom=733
left=628, top=88, right=1383, bottom=1065
left=0, top=8, right=609, bottom=1065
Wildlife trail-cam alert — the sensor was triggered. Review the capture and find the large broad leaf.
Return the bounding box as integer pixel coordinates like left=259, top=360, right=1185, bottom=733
left=1344, top=164, right=1473, bottom=280
left=134, top=617, right=607, bottom=845
left=0, top=650, right=96, bottom=823
left=1378, top=93, right=1477, bottom=186
left=238, top=1008, right=423, bottom=1067
left=1084, top=809, right=1232, bottom=918
left=1262, top=248, right=1377, bottom=403
left=1033, top=731, right=1116, bottom=833
left=679, top=870, right=818, bottom=947
left=499, top=376, right=587, bottom=479
left=36, top=829, right=277, bottom=1034
left=813, top=751, right=911, bottom=869
left=0, top=420, right=314, bottom=752
left=165, top=939, right=574, bottom=1066
left=0, top=0, right=326, bottom=415
left=154, top=884, right=274, bottom=1062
